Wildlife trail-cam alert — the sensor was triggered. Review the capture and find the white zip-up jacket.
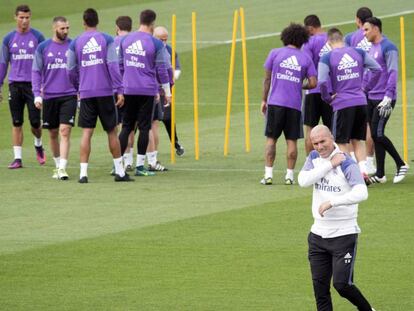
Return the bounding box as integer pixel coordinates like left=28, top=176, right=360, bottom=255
left=298, top=145, right=368, bottom=238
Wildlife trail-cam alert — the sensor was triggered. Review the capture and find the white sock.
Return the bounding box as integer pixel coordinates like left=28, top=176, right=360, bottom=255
left=367, top=156, right=375, bottom=166
left=113, top=157, right=125, bottom=177
left=265, top=166, right=273, bottom=179
left=123, top=152, right=131, bottom=165
left=80, top=162, right=88, bottom=178
left=358, top=161, right=368, bottom=175
left=124, top=148, right=134, bottom=166
left=286, top=169, right=294, bottom=180
left=53, top=157, right=60, bottom=168
left=34, top=137, right=42, bottom=147
left=147, top=151, right=157, bottom=166
left=13, top=146, right=22, bottom=159
left=59, top=158, right=68, bottom=170
left=136, top=154, right=146, bottom=167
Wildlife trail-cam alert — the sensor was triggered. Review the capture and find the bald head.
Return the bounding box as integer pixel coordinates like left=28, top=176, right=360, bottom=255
left=154, top=26, right=168, bottom=43
left=310, top=125, right=335, bottom=158
left=310, top=125, right=331, bottom=139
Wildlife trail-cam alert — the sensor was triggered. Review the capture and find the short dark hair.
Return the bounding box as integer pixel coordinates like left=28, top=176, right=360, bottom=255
left=327, top=27, right=343, bottom=42
left=365, top=17, right=382, bottom=33
left=15, top=4, right=31, bottom=15
left=116, top=16, right=132, bottom=32
left=356, top=7, right=373, bottom=24
left=140, top=9, right=156, bottom=26
left=83, top=8, right=99, bottom=27
left=53, top=16, right=67, bottom=24
left=304, top=15, right=321, bottom=28
left=280, top=23, right=309, bottom=48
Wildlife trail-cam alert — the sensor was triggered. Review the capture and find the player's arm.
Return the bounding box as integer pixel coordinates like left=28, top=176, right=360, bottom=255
left=104, top=35, right=124, bottom=107
left=154, top=40, right=171, bottom=102
left=376, top=46, right=399, bottom=118
left=118, top=36, right=125, bottom=77
left=32, top=46, right=44, bottom=109
left=67, top=39, right=79, bottom=91
left=0, top=38, right=11, bottom=94
left=261, top=70, right=271, bottom=115
left=319, top=160, right=368, bottom=216
left=298, top=151, right=335, bottom=187
left=384, top=47, right=398, bottom=100
left=174, top=50, right=181, bottom=80
left=317, top=53, right=333, bottom=103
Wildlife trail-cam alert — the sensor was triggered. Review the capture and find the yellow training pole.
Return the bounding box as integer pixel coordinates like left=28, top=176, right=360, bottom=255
left=224, top=10, right=238, bottom=156
left=400, top=17, right=408, bottom=162
left=192, top=12, right=200, bottom=160
left=170, top=14, right=177, bottom=164
left=240, top=7, right=250, bottom=153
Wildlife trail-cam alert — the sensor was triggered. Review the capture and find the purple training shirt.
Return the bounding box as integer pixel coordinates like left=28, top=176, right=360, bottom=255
left=119, top=31, right=170, bottom=96
left=264, top=46, right=317, bottom=111
left=345, top=28, right=372, bottom=51
left=364, top=37, right=398, bottom=100
left=302, top=32, right=331, bottom=94
left=318, top=46, right=381, bottom=111
left=32, top=38, right=76, bottom=99
left=67, top=30, right=123, bottom=99
left=0, top=28, right=45, bottom=86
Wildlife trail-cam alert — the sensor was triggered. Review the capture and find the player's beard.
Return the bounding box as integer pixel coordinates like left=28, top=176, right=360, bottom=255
left=56, top=31, right=67, bottom=41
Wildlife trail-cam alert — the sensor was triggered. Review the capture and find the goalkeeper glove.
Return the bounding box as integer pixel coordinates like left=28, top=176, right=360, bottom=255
left=378, top=96, right=392, bottom=118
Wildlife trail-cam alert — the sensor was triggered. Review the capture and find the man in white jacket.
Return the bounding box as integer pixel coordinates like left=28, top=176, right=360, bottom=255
left=298, top=125, right=374, bottom=311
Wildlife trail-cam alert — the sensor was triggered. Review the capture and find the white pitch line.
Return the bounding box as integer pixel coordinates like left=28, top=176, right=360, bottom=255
left=177, top=10, right=414, bottom=44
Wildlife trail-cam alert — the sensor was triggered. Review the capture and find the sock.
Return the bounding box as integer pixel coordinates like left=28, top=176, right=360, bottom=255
left=286, top=169, right=294, bottom=180
left=136, top=154, right=146, bottom=168
left=34, top=137, right=42, bottom=147
left=124, top=148, right=134, bottom=166
left=113, top=157, right=125, bottom=177
left=123, top=151, right=131, bottom=165
left=366, top=156, right=375, bottom=166
left=80, top=162, right=88, bottom=178
left=13, top=146, right=22, bottom=159
left=53, top=157, right=60, bottom=168
left=358, top=161, right=368, bottom=175
left=59, top=158, right=68, bottom=170
left=265, top=166, right=273, bottom=179
left=146, top=151, right=157, bottom=166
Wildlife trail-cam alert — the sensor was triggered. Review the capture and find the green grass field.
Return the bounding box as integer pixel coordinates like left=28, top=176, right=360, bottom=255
left=1, top=0, right=414, bottom=310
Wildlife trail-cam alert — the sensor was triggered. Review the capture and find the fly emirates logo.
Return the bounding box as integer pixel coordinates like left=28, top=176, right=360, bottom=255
left=336, top=53, right=360, bottom=81
left=125, top=40, right=146, bottom=69
left=81, top=37, right=104, bottom=67
left=314, top=177, right=341, bottom=193
left=277, top=56, right=301, bottom=83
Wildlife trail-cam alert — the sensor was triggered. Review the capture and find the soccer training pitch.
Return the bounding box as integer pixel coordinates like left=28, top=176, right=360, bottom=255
left=0, top=0, right=413, bottom=310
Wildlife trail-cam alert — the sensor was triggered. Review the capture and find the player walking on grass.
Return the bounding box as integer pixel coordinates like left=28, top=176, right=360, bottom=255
left=345, top=7, right=377, bottom=175
left=145, top=25, right=182, bottom=172
left=67, top=8, right=132, bottom=183
left=302, top=14, right=333, bottom=155
left=363, top=17, right=409, bottom=184
left=114, top=15, right=135, bottom=171
left=154, top=26, right=185, bottom=158
left=32, top=16, right=77, bottom=180
left=261, top=23, right=317, bottom=185
left=299, top=125, right=375, bottom=311
left=118, top=9, right=171, bottom=177
left=318, top=28, right=381, bottom=182
left=0, top=5, right=46, bottom=169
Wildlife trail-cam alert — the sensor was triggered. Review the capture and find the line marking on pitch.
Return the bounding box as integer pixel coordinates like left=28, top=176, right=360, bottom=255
left=177, top=10, right=414, bottom=44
